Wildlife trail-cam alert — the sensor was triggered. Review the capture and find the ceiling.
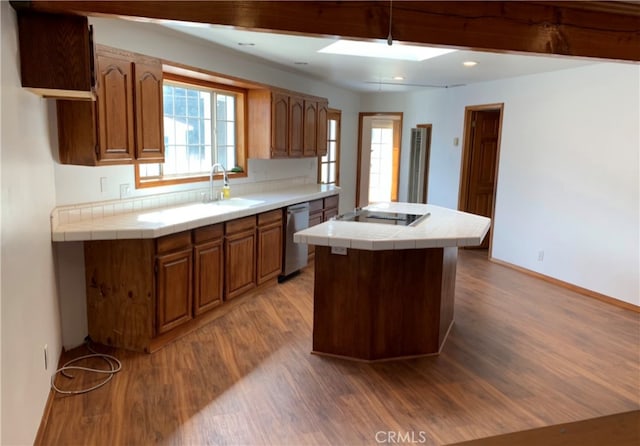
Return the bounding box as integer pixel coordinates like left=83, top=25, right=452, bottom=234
left=160, top=21, right=599, bottom=93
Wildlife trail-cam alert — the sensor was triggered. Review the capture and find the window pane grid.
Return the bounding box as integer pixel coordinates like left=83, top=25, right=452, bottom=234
left=319, top=113, right=340, bottom=186
left=140, top=81, right=237, bottom=182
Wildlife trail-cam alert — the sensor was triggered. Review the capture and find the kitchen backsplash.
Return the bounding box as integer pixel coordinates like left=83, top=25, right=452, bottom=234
left=51, top=176, right=312, bottom=229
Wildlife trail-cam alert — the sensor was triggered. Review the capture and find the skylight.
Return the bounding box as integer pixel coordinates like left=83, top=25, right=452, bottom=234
left=318, top=40, right=456, bottom=61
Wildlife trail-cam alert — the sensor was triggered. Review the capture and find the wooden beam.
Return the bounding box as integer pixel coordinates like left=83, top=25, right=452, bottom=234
left=13, top=1, right=640, bottom=62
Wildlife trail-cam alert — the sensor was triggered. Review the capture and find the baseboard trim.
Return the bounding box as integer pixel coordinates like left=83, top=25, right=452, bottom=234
left=489, top=257, right=640, bottom=313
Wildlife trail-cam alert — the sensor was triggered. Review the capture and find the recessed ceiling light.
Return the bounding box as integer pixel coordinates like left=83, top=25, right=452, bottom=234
left=319, top=40, right=456, bottom=61
left=463, top=61, right=478, bottom=67
left=238, top=42, right=255, bottom=47
left=392, top=76, right=405, bottom=81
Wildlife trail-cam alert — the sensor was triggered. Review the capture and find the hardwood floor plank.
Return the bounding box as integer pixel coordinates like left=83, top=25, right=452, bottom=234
left=38, top=250, right=639, bottom=445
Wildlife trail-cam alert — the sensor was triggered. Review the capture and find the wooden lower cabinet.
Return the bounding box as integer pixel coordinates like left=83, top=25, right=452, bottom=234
left=156, top=247, right=192, bottom=334
left=307, top=211, right=323, bottom=259
left=225, top=216, right=257, bottom=300
left=308, top=194, right=339, bottom=261
left=323, top=194, right=339, bottom=221
left=83, top=209, right=291, bottom=352
left=193, top=225, right=224, bottom=315
left=84, top=239, right=155, bottom=352
left=257, top=210, right=283, bottom=284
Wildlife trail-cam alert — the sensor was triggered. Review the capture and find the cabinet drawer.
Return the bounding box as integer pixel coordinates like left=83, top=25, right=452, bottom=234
left=258, top=209, right=283, bottom=226
left=225, top=215, right=256, bottom=235
left=323, top=208, right=338, bottom=221
left=157, top=231, right=191, bottom=254
left=193, top=224, right=223, bottom=244
left=324, top=195, right=339, bottom=210
left=309, top=213, right=323, bottom=228
left=309, top=199, right=323, bottom=213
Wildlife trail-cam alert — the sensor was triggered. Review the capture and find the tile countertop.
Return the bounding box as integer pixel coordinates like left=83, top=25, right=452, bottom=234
left=52, top=184, right=340, bottom=242
left=294, top=202, right=491, bottom=251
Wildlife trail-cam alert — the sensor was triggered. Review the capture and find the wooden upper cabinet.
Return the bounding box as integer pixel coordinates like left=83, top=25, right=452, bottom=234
left=317, top=100, right=329, bottom=157
left=134, top=61, right=164, bottom=161
left=16, top=10, right=95, bottom=99
left=303, top=100, right=318, bottom=157
left=56, top=45, right=164, bottom=166
left=288, top=95, right=304, bottom=157
left=248, top=89, right=328, bottom=159
left=271, top=92, right=289, bottom=158
left=96, top=53, right=135, bottom=162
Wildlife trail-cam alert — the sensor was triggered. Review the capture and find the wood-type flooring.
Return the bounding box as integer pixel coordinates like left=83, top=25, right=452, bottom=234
left=38, top=250, right=640, bottom=445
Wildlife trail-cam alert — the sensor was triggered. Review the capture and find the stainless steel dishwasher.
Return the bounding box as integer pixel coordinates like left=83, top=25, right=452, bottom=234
left=280, top=202, right=310, bottom=281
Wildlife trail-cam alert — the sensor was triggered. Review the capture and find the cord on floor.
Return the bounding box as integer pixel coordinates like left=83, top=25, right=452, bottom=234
left=50, top=338, right=122, bottom=395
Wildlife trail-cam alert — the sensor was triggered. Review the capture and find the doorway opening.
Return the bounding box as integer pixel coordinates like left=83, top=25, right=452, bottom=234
left=408, top=123, right=432, bottom=203
left=458, top=104, right=504, bottom=257
left=356, top=112, right=403, bottom=207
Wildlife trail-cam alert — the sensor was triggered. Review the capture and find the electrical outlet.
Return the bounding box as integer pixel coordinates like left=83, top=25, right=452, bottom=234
left=537, top=250, right=544, bottom=262
left=100, top=177, right=107, bottom=194
left=120, top=183, right=131, bottom=199
left=331, top=246, right=348, bottom=256
left=43, top=344, right=48, bottom=370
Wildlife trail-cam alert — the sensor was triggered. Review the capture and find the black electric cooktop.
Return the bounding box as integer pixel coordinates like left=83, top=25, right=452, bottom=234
left=334, top=209, right=429, bottom=226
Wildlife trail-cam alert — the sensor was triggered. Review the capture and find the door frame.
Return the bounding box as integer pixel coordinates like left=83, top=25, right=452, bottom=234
left=356, top=112, right=403, bottom=207
left=458, top=103, right=504, bottom=256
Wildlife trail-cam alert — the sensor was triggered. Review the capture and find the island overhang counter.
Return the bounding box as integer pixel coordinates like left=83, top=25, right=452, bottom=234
left=294, top=202, right=491, bottom=362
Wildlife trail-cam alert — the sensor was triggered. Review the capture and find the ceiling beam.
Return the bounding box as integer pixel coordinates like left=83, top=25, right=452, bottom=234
left=13, top=1, right=640, bottom=62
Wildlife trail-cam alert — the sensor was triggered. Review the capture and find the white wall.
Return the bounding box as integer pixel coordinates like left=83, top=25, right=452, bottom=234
left=361, top=63, right=640, bottom=305
left=1, top=3, right=63, bottom=444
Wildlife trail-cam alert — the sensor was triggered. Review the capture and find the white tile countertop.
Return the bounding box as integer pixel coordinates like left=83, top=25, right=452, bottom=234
left=51, top=184, right=339, bottom=242
left=293, top=202, right=491, bottom=250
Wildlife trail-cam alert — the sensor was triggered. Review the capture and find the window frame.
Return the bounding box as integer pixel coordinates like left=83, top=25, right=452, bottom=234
left=135, top=72, right=247, bottom=189
left=318, top=109, right=341, bottom=186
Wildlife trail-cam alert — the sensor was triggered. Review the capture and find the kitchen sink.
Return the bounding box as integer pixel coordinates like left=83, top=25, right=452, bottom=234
left=207, top=197, right=264, bottom=208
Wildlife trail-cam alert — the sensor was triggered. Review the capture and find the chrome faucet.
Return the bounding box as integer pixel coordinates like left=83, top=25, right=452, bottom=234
left=206, top=163, right=228, bottom=202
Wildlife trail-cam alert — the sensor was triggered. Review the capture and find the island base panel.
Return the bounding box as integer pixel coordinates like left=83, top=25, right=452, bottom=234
left=313, top=246, right=457, bottom=361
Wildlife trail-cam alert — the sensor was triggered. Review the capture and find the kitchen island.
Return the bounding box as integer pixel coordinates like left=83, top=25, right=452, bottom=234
left=294, top=202, right=491, bottom=361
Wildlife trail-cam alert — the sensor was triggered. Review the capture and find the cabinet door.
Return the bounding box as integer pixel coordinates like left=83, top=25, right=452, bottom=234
left=225, top=231, right=256, bottom=300
left=303, top=100, right=318, bottom=157
left=317, top=100, right=329, bottom=157
left=271, top=92, right=289, bottom=158
left=307, top=212, right=323, bottom=259
left=17, top=11, right=94, bottom=96
left=134, top=60, right=164, bottom=162
left=323, top=196, right=339, bottom=221
left=323, top=207, right=338, bottom=221
left=96, top=53, right=135, bottom=162
left=257, top=222, right=283, bottom=284
left=193, top=239, right=223, bottom=316
left=156, top=248, right=193, bottom=334
left=289, top=95, right=304, bottom=157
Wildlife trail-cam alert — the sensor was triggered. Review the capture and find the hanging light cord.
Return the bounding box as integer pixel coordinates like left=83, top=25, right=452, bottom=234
left=387, top=0, right=393, bottom=46
left=51, top=340, right=122, bottom=395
